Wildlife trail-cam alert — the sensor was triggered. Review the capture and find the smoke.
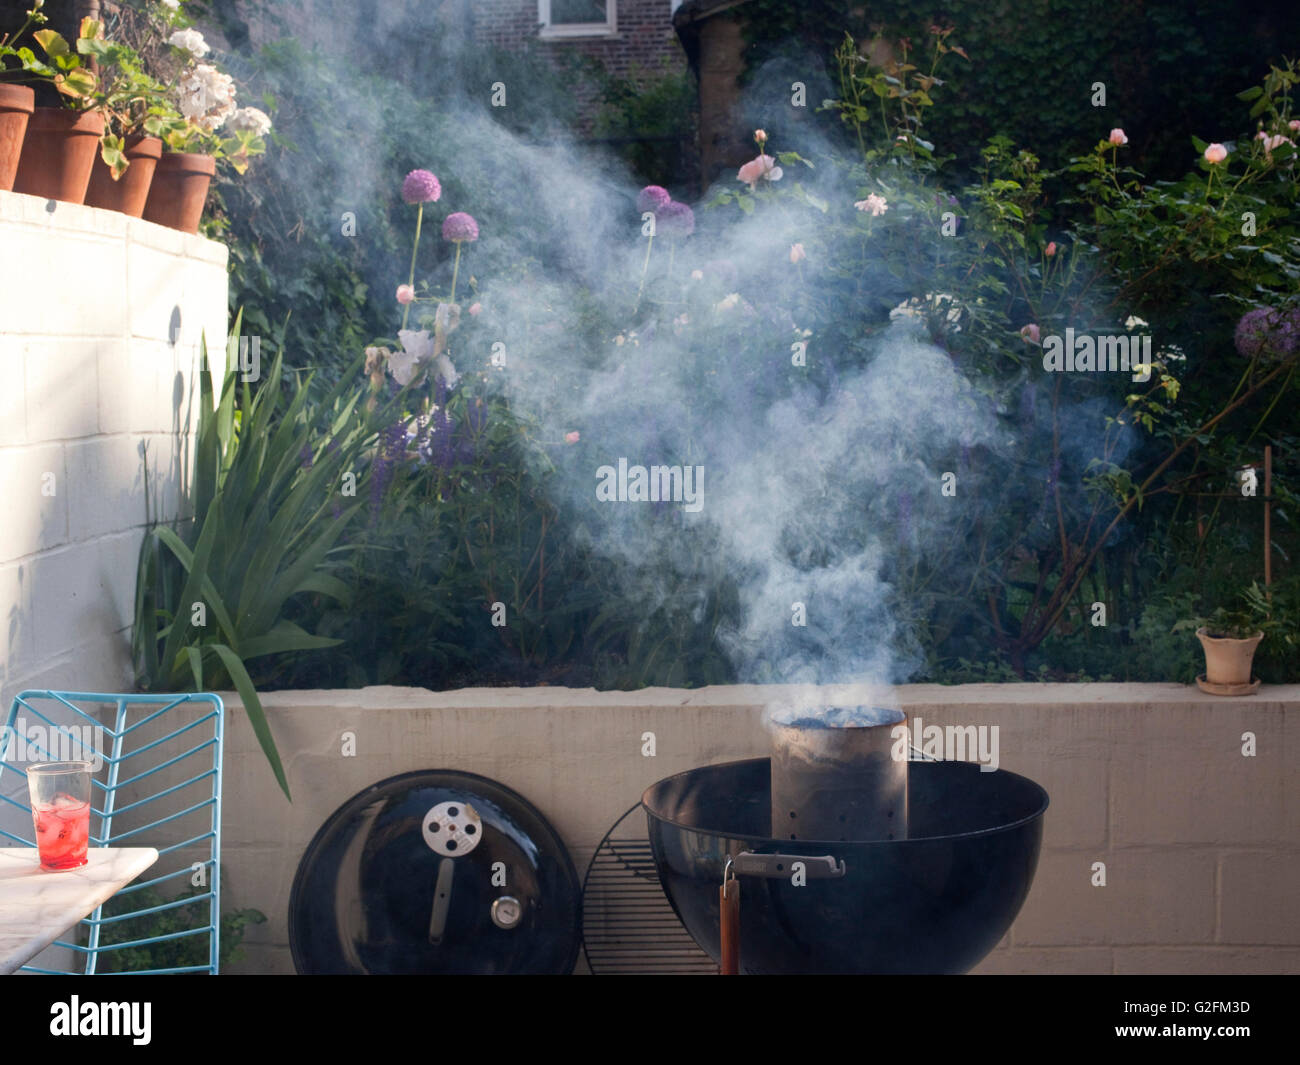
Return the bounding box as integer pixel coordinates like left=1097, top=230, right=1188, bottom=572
left=227, top=6, right=1134, bottom=698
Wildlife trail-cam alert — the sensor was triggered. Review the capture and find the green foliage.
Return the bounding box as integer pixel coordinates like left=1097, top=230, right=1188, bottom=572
left=132, top=324, right=400, bottom=796
left=592, top=59, right=698, bottom=190
left=737, top=0, right=1300, bottom=181
left=87, top=876, right=265, bottom=974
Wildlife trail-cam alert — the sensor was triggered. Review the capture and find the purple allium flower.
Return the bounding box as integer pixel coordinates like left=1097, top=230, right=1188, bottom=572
left=402, top=169, right=442, bottom=205
left=637, top=185, right=671, bottom=213
left=1234, top=306, right=1300, bottom=363
left=442, top=211, right=479, bottom=243
left=656, top=201, right=695, bottom=238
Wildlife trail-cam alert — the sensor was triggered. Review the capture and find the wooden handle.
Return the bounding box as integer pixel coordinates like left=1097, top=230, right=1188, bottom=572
left=719, top=879, right=740, bottom=975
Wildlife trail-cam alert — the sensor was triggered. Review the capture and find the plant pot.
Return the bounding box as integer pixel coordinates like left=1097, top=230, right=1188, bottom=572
left=142, top=151, right=215, bottom=234
left=12, top=107, right=105, bottom=204
left=83, top=135, right=163, bottom=218
left=0, top=83, right=35, bottom=192
left=1195, top=627, right=1263, bottom=689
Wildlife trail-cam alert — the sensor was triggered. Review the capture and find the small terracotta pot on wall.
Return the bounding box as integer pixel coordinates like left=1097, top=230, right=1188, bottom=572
left=12, top=107, right=105, bottom=204
left=1195, top=627, right=1263, bottom=695
left=84, top=135, right=163, bottom=218
left=142, top=151, right=215, bottom=234
left=0, top=83, right=35, bottom=192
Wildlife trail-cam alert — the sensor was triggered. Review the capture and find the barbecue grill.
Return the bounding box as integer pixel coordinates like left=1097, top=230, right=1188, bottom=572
left=642, top=707, right=1048, bottom=974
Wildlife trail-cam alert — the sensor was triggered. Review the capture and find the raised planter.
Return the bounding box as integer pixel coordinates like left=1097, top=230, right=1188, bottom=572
left=142, top=151, right=215, bottom=234
left=0, top=83, right=35, bottom=192
left=12, top=107, right=105, bottom=204
left=83, top=135, right=163, bottom=218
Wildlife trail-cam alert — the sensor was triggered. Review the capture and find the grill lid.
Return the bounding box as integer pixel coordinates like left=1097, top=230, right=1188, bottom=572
left=289, top=770, right=581, bottom=974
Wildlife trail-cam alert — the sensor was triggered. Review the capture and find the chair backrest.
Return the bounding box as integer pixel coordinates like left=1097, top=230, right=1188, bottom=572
left=0, top=690, right=224, bottom=974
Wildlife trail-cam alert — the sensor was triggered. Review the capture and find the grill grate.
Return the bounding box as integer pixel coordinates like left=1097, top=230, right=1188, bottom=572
left=581, top=804, right=716, bottom=974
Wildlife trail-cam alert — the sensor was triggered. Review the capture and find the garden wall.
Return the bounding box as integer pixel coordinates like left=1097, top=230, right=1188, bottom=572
left=202, top=682, right=1299, bottom=975
left=0, top=188, right=228, bottom=830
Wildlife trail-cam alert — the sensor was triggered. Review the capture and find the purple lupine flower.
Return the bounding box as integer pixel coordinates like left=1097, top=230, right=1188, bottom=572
left=637, top=185, right=671, bottom=213
left=442, top=212, right=479, bottom=243
left=402, top=169, right=442, bottom=204
left=299, top=443, right=314, bottom=469
left=1234, top=306, right=1300, bottom=362
left=369, top=421, right=408, bottom=521
left=431, top=375, right=455, bottom=470
left=656, top=201, right=695, bottom=238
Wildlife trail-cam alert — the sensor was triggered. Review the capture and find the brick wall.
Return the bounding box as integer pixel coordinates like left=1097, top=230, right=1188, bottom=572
left=0, top=190, right=228, bottom=722
left=472, top=0, right=688, bottom=125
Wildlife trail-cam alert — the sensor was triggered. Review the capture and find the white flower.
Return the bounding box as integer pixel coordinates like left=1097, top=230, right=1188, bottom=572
left=690, top=269, right=703, bottom=281
left=177, top=63, right=237, bottom=131
left=227, top=106, right=272, bottom=137
left=890, top=298, right=923, bottom=320
left=160, top=0, right=181, bottom=9
left=168, top=28, right=209, bottom=58
left=433, top=353, right=458, bottom=389
left=855, top=193, right=889, bottom=217
left=390, top=329, right=434, bottom=386
left=716, top=292, right=741, bottom=312
left=1124, top=315, right=1149, bottom=330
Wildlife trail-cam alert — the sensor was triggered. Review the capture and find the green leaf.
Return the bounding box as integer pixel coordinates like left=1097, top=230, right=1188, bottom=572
left=211, top=644, right=291, bottom=801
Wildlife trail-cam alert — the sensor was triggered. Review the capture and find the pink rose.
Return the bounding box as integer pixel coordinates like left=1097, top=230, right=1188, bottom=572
left=1203, top=143, right=1228, bottom=164
left=565, top=431, right=580, bottom=444
left=1290, top=119, right=1300, bottom=132
left=737, top=154, right=783, bottom=187
left=789, top=242, right=806, bottom=264
left=1045, top=242, right=1057, bottom=257
left=754, top=129, right=767, bottom=144
left=1019, top=324, right=1041, bottom=345
left=1108, top=128, right=1128, bottom=146
left=396, top=284, right=415, bottom=305
left=468, top=302, right=482, bottom=316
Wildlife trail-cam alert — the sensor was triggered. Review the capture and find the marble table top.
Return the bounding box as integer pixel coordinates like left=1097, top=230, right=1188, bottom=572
left=0, top=847, right=159, bottom=974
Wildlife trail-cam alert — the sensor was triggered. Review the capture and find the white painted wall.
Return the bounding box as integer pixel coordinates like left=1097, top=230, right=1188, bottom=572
left=0, top=189, right=228, bottom=878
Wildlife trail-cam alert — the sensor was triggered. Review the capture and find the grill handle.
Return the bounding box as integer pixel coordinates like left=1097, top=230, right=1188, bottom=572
left=732, top=852, right=846, bottom=879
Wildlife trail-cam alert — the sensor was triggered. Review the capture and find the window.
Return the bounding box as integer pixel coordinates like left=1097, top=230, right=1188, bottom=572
left=539, top=0, right=617, bottom=38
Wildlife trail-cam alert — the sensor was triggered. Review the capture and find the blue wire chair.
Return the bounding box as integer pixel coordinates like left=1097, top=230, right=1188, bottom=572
left=0, top=690, right=224, bottom=974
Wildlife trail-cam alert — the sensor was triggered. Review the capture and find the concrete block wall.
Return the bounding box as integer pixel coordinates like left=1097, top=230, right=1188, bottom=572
left=161, top=681, right=1300, bottom=975
left=0, top=187, right=228, bottom=802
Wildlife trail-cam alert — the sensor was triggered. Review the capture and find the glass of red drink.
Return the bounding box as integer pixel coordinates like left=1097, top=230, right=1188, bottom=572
left=27, top=761, right=93, bottom=871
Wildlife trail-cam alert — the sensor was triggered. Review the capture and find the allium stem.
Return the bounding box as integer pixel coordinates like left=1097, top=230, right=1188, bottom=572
left=450, top=241, right=464, bottom=306
left=402, top=203, right=424, bottom=331
left=634, top=231, right=654, bottom=313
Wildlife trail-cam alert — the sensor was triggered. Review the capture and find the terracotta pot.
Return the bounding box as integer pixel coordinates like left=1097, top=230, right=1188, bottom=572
left=1195, top=627, right=1263, bottom=687
left=0, top=83, right=35, bottom=192
left=12, top=107, right=105, bottom=204
left=83, top=135, right=163, bottom=218
left=142, top=151, right=215, bottom=234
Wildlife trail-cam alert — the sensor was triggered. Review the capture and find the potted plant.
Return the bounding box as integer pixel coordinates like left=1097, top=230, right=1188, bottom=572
left=11, top=14, right=103, bottom=204
left=81, top=36, right=183, bottom=217
left=0, top=2, right=49, bottom=190
left=142, top=28, right=270, bottom=233
left=1177, top=585, right=1276, bottom=694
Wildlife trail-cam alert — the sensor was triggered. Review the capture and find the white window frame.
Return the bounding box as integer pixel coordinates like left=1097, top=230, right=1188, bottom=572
left=538, top=0, right=618, bottom=39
